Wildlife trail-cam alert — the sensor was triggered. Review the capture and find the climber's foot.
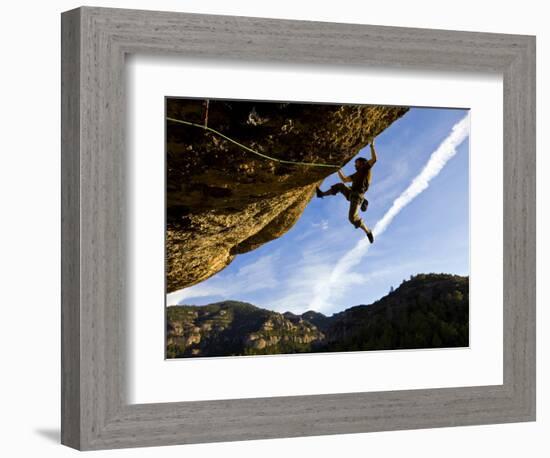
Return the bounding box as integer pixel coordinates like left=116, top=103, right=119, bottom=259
left=315, top=187, right=324, bottom=198
left=364, top=227, right=374, bottom=244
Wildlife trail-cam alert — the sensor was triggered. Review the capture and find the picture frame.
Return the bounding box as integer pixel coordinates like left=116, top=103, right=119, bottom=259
left=61, top=6, right=536, bottom=450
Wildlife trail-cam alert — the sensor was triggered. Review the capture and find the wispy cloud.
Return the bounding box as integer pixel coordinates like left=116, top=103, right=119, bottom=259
left=312, top=219, right=329, bottom=231
left=293, top=219, right=330, bottom=242
left=166, top=251, right=280, bottom=305
left=309, top=114, right=470, bottom=312
left=368, top=158, right=410, bottom=206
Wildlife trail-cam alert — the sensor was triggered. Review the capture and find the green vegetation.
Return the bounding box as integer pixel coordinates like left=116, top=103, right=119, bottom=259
left=320, top=274, right=468, bottom=352
left=166, top=300, right=324, bottom=358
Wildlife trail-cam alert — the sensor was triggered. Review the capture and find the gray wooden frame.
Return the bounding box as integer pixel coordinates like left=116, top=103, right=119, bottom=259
left=61, top=6, right=536, bottom=451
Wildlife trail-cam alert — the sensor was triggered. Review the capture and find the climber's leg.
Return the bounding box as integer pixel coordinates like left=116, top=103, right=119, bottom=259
left=347, top=194, right=362, bottom=227
left=348, top=194, right=374, bottom=243
left=316, top=183, right=351, bottom=200
left=358, top=221, right=375, bottom=244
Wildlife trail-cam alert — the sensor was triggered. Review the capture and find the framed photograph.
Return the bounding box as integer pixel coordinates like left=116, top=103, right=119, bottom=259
left=61, top=6, right=535, bottom=450
left=164, top=98, right=469, bottom=360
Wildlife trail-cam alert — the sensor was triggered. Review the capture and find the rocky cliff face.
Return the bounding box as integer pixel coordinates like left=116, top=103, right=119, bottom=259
left=166, top=99, right=408, bottom=293
left=166, top=301, right=325, bottom=358
left=166, top=274, right=469, bottom=358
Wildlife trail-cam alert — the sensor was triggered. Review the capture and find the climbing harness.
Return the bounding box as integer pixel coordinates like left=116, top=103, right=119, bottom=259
left=166, top=116, right=342, bottom=169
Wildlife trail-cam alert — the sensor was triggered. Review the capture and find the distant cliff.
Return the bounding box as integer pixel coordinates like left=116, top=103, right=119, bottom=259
left=166, top=273, right=469, bottom=358
left=167, top=301, right=324, bottom=358
left=166, top=99, right=408, bottom=292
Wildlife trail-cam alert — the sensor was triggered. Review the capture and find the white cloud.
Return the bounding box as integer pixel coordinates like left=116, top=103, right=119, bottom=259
left=312, top=219, right=329, bottom=230
left=266, top=230, right=349, bottom=313
left=368, top=158, right=410, bottom=205
left=309, top=114, right=470, bottom=312
left=294, top=219, right=330, bottom=242
left=166, top=251, right=280, bottom=305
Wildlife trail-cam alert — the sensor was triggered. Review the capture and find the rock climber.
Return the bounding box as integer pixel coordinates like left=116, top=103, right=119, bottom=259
left=315, top=139, right=377, bottom=243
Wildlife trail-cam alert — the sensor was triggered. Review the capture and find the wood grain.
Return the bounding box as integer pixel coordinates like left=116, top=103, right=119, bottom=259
left=61, top=7, right=81, bottom=449
left=61, top=6, right=536, bottom=450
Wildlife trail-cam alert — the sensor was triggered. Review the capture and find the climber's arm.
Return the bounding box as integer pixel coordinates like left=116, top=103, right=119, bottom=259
left=338, top=169, right=353, bottom=183
left=368, top=140, right=377, bottom=166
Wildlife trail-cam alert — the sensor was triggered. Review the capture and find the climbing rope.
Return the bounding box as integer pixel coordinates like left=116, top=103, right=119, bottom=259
left=166, top=117, right=342, bottom=169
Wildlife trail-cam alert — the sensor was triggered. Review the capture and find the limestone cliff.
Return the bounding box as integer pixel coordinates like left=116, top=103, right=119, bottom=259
left=166, top=301, right=324, bottom=358
left=166, top=99, right=408, bottom=293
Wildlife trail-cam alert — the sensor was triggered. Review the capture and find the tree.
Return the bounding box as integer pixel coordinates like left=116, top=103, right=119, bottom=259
left=452, top=290, right=464, bottom=303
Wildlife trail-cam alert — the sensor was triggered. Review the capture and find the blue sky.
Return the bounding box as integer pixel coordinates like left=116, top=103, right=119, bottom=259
left=167, top=107, right=470, bottom=316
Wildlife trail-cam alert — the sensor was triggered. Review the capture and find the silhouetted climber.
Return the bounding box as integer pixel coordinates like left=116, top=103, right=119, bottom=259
left=316, top=139, right=377, bottom=243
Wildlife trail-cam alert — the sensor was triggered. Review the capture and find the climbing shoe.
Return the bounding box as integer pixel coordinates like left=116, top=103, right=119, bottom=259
left=315, top=187, right=324, bottom=198
left=361, top=198, right=369, bottom=212
left=365, top=228, right=374, bottom=244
